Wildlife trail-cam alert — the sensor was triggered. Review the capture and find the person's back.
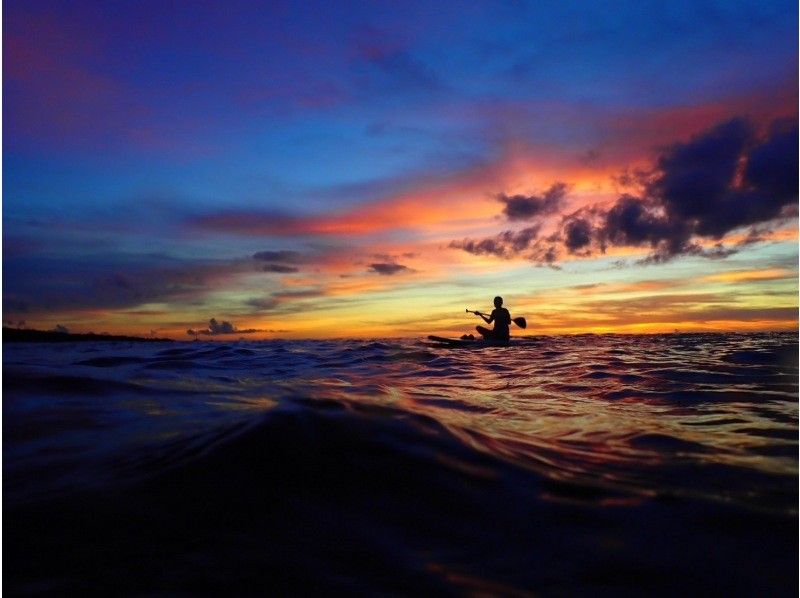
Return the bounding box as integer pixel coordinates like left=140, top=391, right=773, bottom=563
left=491, top=306, right=511, bottom=340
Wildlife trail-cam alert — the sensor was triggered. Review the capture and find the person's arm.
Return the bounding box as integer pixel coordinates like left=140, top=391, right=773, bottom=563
left=477, top=311, right=493, bottom=324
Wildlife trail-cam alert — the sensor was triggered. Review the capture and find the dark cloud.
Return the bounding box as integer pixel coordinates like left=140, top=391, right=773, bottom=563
left=450, top=226, right=561, bottom=267
left=701, top=244, right=739, bottom=260
left=449, top=238, right=504, bottom=257
left=190, top=212, right=302, bottom=236
left=745, top=119, right=799, bottom=200
left=452, top=117, right=797, bottom=266
left=737, top=225, right=775, bottom=246
left=252, top=250, right=303, bottom=263
left=371, top=252, right=417, bottom=264
left=669, top=118, right=795, bottom=236
left=244, top=291, right=328, bottom=315
left=189, top=318, right=262, bottom=336
left=245, top=287, right=366, bottom=318
left=208, top=318, right=236, bottom=335
left=246, top=297, right=280, bottom=311
left=356, top=39, right=443, bottom=94
left=599, top=117, right=798, bottom=260
left=368, top=263, right=411, bottom=275
left=3, top=297, right=30, bottom=314
left=534, top=244, right=560, bottom=267
left=650, top=118, right=753, bottom=231
left=506, top=226, right=541, bottom=252
left=449, top=225, right=540, bottom=258
left=600, top=194, right=687, bottom=257
left=636, top=242, right=738, bottom=265
left=2, top=253, right=246, bottom=315
left=498, top=182, right=568, bottom=221
left=262, top=264, right=299, bottom=273
left=579, top=148, right=601, bottom=166
left=563, top=217, right=593, bottom=253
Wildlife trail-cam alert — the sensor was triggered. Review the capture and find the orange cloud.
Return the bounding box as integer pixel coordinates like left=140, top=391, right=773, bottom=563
left=702, top=268, right=796, bottom=284
left=568, top=280, right=682, bottom=295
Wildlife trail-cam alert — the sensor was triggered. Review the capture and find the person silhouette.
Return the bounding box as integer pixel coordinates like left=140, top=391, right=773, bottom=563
left=475, top=296, right=512, bottom=342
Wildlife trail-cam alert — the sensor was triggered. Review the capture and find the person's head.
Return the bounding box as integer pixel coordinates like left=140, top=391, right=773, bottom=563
left=494, top=296, right=503, bottom=308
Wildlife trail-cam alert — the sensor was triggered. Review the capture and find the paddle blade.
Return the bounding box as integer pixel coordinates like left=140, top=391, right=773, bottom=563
left=513, top=316, right=527, bottom=329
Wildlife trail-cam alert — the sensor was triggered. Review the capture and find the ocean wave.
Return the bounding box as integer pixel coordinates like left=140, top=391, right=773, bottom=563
left=3, top=333, right=798, bottom=594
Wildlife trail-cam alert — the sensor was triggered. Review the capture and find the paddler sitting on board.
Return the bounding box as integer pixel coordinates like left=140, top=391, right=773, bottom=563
left=473, top=296, right=512, bottom=342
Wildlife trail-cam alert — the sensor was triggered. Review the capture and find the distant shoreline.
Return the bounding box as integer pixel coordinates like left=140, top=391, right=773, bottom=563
left=2, top=327, right=173, bottom=343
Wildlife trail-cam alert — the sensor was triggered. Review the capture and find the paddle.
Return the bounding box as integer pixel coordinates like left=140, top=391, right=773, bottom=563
left=466, top=308, right=527, bottom=329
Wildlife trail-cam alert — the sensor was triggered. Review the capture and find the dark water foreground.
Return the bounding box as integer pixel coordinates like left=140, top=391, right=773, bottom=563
left=4, top=333, right=798, bottom=595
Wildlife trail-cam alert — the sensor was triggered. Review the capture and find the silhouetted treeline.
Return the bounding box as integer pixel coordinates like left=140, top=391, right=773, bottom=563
left=3, top=328, right=173, bottom=343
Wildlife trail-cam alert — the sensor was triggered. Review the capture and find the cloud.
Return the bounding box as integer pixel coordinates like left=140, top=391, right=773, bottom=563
left=636, top=243, right=738, bottom=265
left=579, top=148, right=602, bottom=165
left=273, top=289, right=328, bottom=300
left=563, top=217, right=593, bottom=253
left=449, top=225, right=541, bottom=258
left=598, top=194, right=686, bottom=256
left=192, top=212, right=299, bottom=236
left=246, top=297, right=280, bottom=311
left=263, top=264, right=299, bottom=273
left=497, top=182, right=568, bottom=221
left=368, top=262, right=411, bottom=275
left=3, top=297, right=30, bottom=314
left=365, top=50, right=440, bottom=91
left=244, top=288, right=339, bottom=316
left=2, top=253, right=251, bottom=316
left=702, top=268, right=795, bottom=284
left=355, top=33, right=443, bottom=94
left=252, top=250, right=304, bottom=263
left=450, top=225, right=562, bottom=267
left=51, top=324, right=69, bottom=334
left=595, top=117, right=797, bottom=260
left=451, top=117, right=797, bottom=265
left=574, top=294, right=797, bottom=326
left=188, top=318, right=262, bottom=336
left=208, top=318, right=237, bottom=335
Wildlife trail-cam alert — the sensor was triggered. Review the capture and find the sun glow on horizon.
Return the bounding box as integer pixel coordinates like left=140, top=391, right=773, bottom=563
left=4, top=2, right=797, bottom=340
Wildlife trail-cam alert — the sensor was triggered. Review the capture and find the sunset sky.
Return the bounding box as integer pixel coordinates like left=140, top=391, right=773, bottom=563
left=4, top=0, right=798, bottom=338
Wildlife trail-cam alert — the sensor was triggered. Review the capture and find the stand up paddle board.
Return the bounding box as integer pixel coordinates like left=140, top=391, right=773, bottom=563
left=427, top=335, right=509, bottom=347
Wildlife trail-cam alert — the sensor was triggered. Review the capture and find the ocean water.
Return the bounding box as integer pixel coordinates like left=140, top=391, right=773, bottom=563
left=3, top=333, right=798, bottom=595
